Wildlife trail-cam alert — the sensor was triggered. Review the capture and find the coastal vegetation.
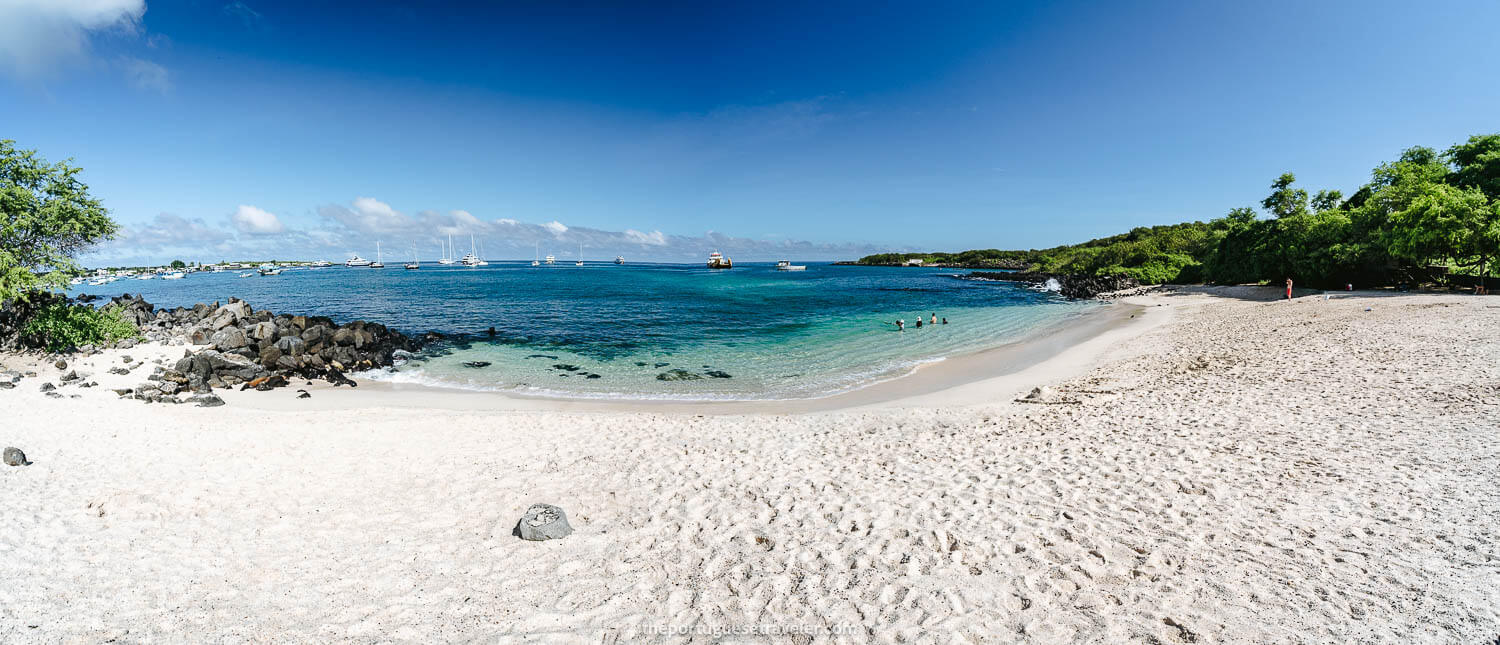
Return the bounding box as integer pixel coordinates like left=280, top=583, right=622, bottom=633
left=858, top=134, right=1500, bottom=290
left=0, top=140, right=133, bottom=350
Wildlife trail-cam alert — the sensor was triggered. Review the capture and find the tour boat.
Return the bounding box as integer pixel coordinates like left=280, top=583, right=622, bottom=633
left=345, top=255, right=371, bottom=267
left=614, top=256, right=625, bottom=265
left=707, top=251, right=733, bottom=269
left=460, top=235, right=483, bottom=266
left=775, top=260, right=806, bottom=271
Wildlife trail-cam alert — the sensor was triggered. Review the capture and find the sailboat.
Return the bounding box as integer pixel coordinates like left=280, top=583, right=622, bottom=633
left=476, top=239, right=490, bottom=266
left=438, top=235, right=455, bottom=265
left=460, top=235, right=482, bottom=266
left=575, top=242, right=584, bottom=267
left=370, top=241, right=386, bottom=268
left=405, top=243, right=420, bottom=270
left=531, top=241, right=540, bottom=267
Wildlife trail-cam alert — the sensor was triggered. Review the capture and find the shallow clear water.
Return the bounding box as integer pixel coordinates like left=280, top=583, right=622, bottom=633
left=69, top=262, right=1094, bottom=400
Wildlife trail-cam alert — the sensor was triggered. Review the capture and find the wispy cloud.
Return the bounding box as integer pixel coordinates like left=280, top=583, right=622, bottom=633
left=118, top=55, right=170, bottom=93
left=0, top=0, right=145, bottom=79
left=231, top=205, right=285, bottom=234
left=221, top=1, right=264, bottom=29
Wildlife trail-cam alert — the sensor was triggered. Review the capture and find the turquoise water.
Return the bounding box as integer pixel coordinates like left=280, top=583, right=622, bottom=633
left=69, top=262, right=1093, bottom=400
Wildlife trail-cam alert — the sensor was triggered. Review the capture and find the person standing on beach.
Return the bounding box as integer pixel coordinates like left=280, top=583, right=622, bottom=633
left=1285, top=278, right=1293, bottom=300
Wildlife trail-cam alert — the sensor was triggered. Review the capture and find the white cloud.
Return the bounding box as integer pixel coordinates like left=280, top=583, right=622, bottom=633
left=624, top=229, right=668, bottom=246
left=543, top=220, right=568, bottom=236
left=118, top=55, right=168, bottom=92
left=0, top=0, right=146, bottom=79
left=231, top=204, right=285, bottom=234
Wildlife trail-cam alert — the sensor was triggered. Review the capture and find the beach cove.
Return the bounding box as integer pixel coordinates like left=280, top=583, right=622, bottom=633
left=1, top=287, right=1495, bottom=642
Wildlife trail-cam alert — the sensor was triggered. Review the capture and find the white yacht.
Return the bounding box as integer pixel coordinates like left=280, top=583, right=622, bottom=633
left=163, top=272, right=186, bottom=280
left=438, top=235, right=456, bottom=265
left=345, top=255, right=372, bottom=267
left=370, top=241, right=386, bottom=268
left=707, top=251, right=733, bottom=269
left=311, top=260, right=332, bottom=267
left=460, top=235, right=483, bottom=266
left=258, top=264, right=282, bottom=276
left=544, top=254, right=555, bottom=265
left=614, top=256, right=625, bottom=265
left=775, top=260, right=806, bottom=271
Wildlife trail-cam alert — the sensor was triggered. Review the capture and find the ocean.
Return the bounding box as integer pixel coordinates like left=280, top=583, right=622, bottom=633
left=69, top=262, right=1096, bottom=400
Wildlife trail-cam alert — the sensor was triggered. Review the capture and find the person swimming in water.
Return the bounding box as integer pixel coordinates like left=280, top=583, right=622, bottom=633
left=893, top=319, right=905, bottom=331
left=941, top=317, right=948, bottom=325
left=915, top=317, right=922, bottom=328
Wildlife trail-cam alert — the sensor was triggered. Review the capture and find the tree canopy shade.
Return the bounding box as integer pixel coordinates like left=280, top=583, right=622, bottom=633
left=0, top=140, right=118, bottom=302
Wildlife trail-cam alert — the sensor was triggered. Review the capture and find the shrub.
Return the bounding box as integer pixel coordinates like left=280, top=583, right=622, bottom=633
left=20, top=302, right=139, bottom=351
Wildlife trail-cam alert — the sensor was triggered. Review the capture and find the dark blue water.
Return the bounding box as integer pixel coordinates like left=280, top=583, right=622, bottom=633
left=70, top=263, right=1091, bottom=399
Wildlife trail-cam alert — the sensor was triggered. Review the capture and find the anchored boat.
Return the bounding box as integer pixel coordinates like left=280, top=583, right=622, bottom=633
left=707, top=251, right=733, bottom=269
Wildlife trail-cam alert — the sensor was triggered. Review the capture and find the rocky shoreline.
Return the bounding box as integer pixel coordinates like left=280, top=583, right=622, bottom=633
left=964, top=270, right=1143, bottom=299
left=4, top=294, right=428, bottom=405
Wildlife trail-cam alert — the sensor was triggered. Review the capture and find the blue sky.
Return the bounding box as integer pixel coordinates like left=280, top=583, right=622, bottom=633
left=3, top=0, right=1498, bottom=265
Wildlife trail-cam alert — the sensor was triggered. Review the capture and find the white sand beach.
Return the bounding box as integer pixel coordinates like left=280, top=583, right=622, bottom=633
left=1, top=288, right=1497, bottom=643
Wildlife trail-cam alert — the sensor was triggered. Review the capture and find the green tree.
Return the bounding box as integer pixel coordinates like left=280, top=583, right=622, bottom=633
left=170, top=259, right=186, bottom=269
left=1, top=140, right=118, bottom=302
left=1312, top=189, right=1343, bottom=213
left=1262, top=172, right=1309, bottom=218
left=1446, top=134, right=1500, bottom=200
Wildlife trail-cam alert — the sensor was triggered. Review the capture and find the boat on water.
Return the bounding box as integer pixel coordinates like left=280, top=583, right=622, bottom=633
left=345, top=255, right=371, bottom=267
left=461, top=235, right=483, bottom=266
left=775, top=260, right=806, bottom=271
left=258, top=264, right=282, bottom=276
left=438, top=235, right=456, bottom=265
left=137, top=273, right=156, bottom=280
left=707, top=251, right=733, bottom=269
left=405, top=244, right=420, bottom=270
left=544, top=254, right=555, bottom=265
left=311, top=260, right=332, bottom=267
left=615, top=256, right=624, bottom=265
left=370, top=242, right=386, bottom=268
left=238, top=272, right=254, bottom=278
left=532, top=242, right=540, bottom=266
left=163, top=272, right=186, bottom=280
left=576, top=242, right=584, bottom=267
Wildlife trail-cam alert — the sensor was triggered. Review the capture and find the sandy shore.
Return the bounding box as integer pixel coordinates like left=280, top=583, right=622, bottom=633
left=1, top=288, right=1496, bottom=642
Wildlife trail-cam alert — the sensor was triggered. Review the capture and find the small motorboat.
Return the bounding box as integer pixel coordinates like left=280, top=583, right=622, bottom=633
left=775, top=260, right=806, bottom=271
left=163, top=272, right=185, bottom=280
left=707, top=251, right=733, bottom=269
left=257, top=265, right=283, bottom=276
left=238, top=272, right=254, bottom=278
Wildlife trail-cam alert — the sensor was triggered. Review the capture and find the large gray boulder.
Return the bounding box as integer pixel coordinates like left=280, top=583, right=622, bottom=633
left=249, top=321, right=277, bottom=342
left=211, top=327, right=248, bottom=351
left=514, top=504, right=574, bottom=541
left=3, top=447, right=29, bottom=467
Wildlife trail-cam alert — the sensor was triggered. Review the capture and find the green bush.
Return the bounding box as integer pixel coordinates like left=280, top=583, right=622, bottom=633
left=20, top=302, right=139, bottom=351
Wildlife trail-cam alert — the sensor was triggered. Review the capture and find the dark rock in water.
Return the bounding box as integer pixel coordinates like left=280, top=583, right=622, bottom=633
left=526, top=354, right=559, bottom=360
left=462, top=361, right=492, bottom=368
left=39, top=382, right=55, bottom=392
left=553, top=364, right=581, bottom=372
left=635, top=362, right=647, bottom=367
left=654, top=363, right=669, bottom=368
left=3, top=447, right=29, bottom=467
left=514, top=503, right=573, bottom=541
left=585, top=373, right=602, bottom=379
left=657, top=369, right=702, bottom=381
left=297, top=390, right=311, bottom=399
left=966, top=271, right=1141, bottom=300
left=189, top=393, right=226, bottom=407
left=704, top=370, right=732, bottom=379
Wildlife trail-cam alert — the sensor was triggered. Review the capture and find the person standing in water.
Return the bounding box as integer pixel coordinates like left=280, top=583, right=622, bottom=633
left=915, top=317, right=922, bottom=328
left=894, top=319, right=905, bottom=331
left=930, top=313, right=937, bottom=325
left=1285, top=277, right=1293, bottom=300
